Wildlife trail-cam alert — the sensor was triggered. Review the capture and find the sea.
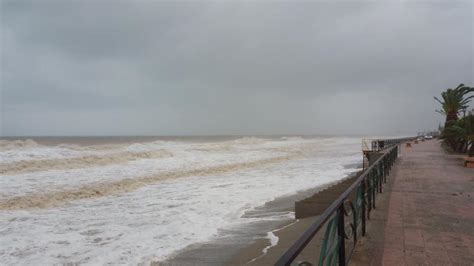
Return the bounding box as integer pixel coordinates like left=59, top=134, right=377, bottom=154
left=0, top=136, right=365, bottom=265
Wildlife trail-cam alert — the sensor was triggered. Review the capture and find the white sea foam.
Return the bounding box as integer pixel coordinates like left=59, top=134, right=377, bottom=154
left=0, top=137, right=362, bottom=265
left=246, top=220, right=298, bottom=264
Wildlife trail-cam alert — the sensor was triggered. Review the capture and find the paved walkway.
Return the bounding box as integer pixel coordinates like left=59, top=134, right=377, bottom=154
left=354, top=140, right=474, bottom=266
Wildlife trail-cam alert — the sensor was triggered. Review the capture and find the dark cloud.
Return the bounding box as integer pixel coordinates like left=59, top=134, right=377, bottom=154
left=1, top=0, right=473, bottom=136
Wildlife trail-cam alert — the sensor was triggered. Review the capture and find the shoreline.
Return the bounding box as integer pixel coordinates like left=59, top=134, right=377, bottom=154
left=228, top=170, right=362, bottom=265
left=228, top=217, right=321, bottom=266
left=157, top=168, right=361, bottom=266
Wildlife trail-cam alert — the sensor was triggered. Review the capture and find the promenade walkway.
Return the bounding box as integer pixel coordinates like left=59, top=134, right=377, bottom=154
left=353, top=140, right=474, bottom=265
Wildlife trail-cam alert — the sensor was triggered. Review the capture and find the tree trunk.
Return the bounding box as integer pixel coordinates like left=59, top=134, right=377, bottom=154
left=456, top=140, right=464, bottom=152
left=445, top=111, right=458, bottom=127
left=460, top=140, right=467, bottom=153
left=468, top=141, right=474, bottom=157
left=462, top=141, right=469, bottom=153
left=444, top=112, right=459, bottom=150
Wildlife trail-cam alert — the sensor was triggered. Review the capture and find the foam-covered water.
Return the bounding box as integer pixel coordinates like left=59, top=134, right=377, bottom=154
left=0, top=137, right=362, bottom=265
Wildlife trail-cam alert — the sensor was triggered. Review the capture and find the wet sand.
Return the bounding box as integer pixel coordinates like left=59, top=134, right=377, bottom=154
left=229, top=216, right=323, bottom=266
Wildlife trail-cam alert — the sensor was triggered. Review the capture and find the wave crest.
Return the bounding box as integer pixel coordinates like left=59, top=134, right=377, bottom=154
left=0, top=155, right=296, bottom=210
left=229, top=137, right=267, bottom=145
left=0, top=149, right=173, bottom=175
left=0, top=139, right=39, bottom=151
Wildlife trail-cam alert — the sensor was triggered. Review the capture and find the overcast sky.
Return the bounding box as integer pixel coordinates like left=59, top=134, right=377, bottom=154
left=1, top=0, right=473, bottom=136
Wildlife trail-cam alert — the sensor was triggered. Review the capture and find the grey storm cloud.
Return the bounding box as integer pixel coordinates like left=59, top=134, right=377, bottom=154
left=0, top=0, right=473, bottom=136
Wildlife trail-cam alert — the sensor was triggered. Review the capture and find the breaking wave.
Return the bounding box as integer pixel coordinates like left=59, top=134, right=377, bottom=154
left=0, top=149, right=173, bottom=175
left=230, top=137, right=268, bottom=145
left=0, top=139, right=39, bottom=150
left=0, top=155, right=297, bottom=210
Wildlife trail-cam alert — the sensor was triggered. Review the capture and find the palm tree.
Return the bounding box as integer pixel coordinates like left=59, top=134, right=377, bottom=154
left=434, top=84, right=474, bottom=127
left=462, top=113, right=474, bottom=156
left=441, top=115, right=473, bottom=153
left=435, top=84, right=474, bottom=151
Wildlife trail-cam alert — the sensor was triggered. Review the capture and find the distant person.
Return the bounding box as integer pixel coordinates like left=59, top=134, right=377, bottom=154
left=379, top=140, right=385, bottom=150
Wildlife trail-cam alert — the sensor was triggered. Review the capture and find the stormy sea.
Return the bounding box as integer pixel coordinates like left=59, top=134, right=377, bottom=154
left=0, top=136, right=363, bottom=265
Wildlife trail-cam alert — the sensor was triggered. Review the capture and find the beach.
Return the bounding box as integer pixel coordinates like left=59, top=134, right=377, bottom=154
left=0, top=136, right=364, bottom=264
left=2, top=1, right=471, bottom=264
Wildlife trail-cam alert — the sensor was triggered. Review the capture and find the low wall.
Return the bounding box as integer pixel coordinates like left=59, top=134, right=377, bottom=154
left=295, top=173, right=360, bottom=219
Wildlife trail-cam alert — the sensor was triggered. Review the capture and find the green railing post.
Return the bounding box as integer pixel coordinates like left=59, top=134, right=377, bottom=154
left=361, top=181, right=366, bottom=236
left=337, top=206, right=346, bottom=266
left=380, top=172, right=383, bottom=193
left=367, top=174, right=372, bottom=219
left=372, top=171, right=376, bottom=209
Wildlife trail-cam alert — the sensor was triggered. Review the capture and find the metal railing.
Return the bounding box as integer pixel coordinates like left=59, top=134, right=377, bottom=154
left=275, top=144, right=400, bottom=266
left=362, top=137, right=413, bottom=152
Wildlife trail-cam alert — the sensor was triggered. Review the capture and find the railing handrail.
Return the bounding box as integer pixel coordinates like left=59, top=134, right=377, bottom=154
left=363, top=137, right=414, bottom=152
left=275, top=139, right=408, bottom=266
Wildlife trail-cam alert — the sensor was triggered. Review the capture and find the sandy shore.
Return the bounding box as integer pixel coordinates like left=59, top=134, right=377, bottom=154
left=228, top=216, right=322, bottom=265
left=227, top=175, right=361, bottom=265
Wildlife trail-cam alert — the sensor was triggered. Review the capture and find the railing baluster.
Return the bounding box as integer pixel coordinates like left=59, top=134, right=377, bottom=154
left=337, top=206, right=346, bottom=266
left=372, top=171, right=376, bottom=209
left=367, top=172, right=372, bottom=219
left=378, top=163, right=383, bottom=193
left=361, top=181, right=366, bottom=236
